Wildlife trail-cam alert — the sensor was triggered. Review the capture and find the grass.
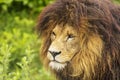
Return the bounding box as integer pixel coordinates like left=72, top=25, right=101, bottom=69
left=0, top=11, right=54, bottom=80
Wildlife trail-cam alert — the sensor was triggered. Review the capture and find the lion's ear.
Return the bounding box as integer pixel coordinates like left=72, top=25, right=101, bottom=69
left=36, top=3, right=56, bottom=36
left=36, top=13, right=50, bottom=36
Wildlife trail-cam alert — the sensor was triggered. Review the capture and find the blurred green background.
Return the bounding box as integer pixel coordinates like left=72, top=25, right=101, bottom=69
left=0, top=0, right=119, bottom=80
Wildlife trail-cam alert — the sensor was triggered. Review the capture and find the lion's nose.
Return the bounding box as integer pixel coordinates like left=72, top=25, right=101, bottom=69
left=49, top=50, right=61, bottom=57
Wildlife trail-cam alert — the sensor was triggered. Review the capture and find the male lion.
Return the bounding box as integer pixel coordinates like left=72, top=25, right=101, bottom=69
left=36, top=0, right=120, bottom=80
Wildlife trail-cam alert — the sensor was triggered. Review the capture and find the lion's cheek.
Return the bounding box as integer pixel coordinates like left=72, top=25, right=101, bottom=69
left=66, top=41, right=80, bottom=53
left=55, top=54, right=74, bottom=63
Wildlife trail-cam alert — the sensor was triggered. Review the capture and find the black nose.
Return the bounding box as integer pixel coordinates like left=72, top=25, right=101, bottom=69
left=49, top=50, right=61, bottom=57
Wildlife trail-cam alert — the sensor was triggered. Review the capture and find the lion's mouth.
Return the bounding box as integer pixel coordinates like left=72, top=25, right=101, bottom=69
left=49, top=60, right=67, bottom=70
left=51, top=60, right=66, bottom=64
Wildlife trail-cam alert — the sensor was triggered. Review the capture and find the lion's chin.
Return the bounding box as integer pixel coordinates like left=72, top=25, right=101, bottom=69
left=49, top=61, right=67, bottom=71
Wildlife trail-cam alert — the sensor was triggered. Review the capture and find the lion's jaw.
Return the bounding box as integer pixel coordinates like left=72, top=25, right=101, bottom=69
left=49, top=61, right=67, bottom=70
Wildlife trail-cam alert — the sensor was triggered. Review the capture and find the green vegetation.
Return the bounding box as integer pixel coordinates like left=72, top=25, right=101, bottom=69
left=0, top=0, right=119, bottom=80
left=0, top=0, right=55, bottom=80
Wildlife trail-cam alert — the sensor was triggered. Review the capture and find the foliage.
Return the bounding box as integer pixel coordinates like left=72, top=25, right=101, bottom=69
left=115, top=0, right=120, bottom=1
left=112, top=0, right=120, bottom=4
left=0, top=3, right=55, bottom=80
left=0, top=0, right=54, bottom=12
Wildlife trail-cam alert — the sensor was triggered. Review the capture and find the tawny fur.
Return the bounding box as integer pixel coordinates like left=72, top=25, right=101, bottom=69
left=36, top=0, right=120, bottom=80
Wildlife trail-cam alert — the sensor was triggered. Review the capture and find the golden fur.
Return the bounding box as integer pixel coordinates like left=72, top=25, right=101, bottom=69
left=36, top=0, right=120, bottom=80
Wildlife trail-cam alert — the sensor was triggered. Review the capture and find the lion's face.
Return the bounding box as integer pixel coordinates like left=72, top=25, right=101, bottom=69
left=47, top=24, right=80, bottom=70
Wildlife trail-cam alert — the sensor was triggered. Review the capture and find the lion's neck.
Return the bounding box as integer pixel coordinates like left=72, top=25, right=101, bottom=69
left=55, top=72, right=83, bottom=80
left=54, top=67, right=84, bottom=80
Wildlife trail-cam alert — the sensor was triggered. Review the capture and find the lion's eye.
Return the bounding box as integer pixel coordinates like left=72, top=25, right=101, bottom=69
left=67, top=34, right=75, bottom=41
left=51, top=32, right=56, bottom=40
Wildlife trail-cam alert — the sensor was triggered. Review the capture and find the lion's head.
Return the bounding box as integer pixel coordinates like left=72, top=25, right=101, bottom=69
left=48, top=24, right=81, bottom=70
left=37, top=0, right=120, bottom=80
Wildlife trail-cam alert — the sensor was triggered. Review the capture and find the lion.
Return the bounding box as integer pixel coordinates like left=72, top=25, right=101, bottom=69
left=36, top=0, right=120, bottom=80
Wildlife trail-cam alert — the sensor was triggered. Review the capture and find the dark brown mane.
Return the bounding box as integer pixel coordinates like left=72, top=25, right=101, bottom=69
left=37, top=0, right=120, bottom=80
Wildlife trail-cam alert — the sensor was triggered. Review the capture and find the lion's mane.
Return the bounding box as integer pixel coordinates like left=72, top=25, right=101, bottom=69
left=36, top=0, right=120, bottom=80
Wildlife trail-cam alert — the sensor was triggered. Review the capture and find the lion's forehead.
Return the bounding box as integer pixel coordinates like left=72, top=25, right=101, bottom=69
left=52, top=24, right=78, bottom=35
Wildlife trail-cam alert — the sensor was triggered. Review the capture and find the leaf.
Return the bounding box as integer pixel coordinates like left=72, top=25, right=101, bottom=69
left=0, top=0, right=12, bottom=4
left=1, top=4, right=8, bottom=11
